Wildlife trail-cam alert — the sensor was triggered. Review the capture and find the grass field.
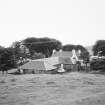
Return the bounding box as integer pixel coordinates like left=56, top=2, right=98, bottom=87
left=0, top=71, right=105, bottom=105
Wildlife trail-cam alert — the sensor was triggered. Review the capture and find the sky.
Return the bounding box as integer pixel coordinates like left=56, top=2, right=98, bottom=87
left=0, top=0, right=105, bottom=47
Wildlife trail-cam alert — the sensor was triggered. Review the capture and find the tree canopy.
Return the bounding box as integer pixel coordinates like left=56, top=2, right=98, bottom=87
left=93, top=40, right=105, bottom=56
left=62, top=44, right=76, bottom=51
left=22, top=37, right=62, bottom=57
left=0, top=47, right=16, bottom=71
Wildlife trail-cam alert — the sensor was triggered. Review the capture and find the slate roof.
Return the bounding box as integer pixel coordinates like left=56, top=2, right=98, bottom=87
left=52, top=51, right=73, bottom=57
left=51, top=51, right=80, bottom=64
left=58, top=57, right=73, bottom=64
left=20, top=60, right=56, bottom=71
left=52, top=51, right=80, bottom=57
left=38, top=56, right=73, bottom=65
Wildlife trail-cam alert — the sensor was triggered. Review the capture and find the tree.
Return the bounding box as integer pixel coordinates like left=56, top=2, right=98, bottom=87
left=0, top=46, right=5, bottom=70
left=76, top=45, right=90, bottom=61
left=62, top=44, right=76, bottom=51
left=11, top=41, right=21, bottom=59
left=11, top=41, right=30, bottom=60
left=93, top=40, right=105, bottom=56
left=0, top=47, right=16, bottom=72
left=22, top=37, right=62, bottom=57
left=90, top=57, right=105, bottom=71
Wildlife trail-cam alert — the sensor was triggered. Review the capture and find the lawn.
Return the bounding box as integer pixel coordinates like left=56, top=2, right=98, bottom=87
left=0, top=72, right=105, bottom=105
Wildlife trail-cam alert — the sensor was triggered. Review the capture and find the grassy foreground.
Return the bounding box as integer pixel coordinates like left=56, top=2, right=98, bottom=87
left=0, top=72, right=105, bottom=105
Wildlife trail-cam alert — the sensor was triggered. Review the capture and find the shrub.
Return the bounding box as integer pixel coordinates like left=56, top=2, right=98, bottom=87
left=90, top=57, right=105, bottom=71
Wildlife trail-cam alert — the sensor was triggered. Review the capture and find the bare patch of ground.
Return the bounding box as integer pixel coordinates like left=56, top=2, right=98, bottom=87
left=0, top=72, right=105, bottom=105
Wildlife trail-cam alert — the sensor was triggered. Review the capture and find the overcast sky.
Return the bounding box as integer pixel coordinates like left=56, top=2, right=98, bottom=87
left=0, top=0, right=105, bottom=47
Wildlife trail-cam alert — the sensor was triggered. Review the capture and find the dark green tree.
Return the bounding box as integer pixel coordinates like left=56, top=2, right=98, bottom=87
left=62, top=44, right=76, bottom=51
left=11, top=41, right=30, bottom=60
left=11, top=41, right=21, bottom=59
left=93, top=40, right=105, bottom=56
left=22, top=37, right=62, bottom=57
left=0, top=47, right=16, bottom=72
left=76, top=45, right=89, bottom=61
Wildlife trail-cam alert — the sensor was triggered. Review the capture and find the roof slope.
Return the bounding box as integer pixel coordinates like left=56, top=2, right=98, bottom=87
left=52, top=51, right=80, bottom=57
left=20, top=60, right=56, bottom=71
left=52, top=51, right=73, bottom=57
left=40, top=56, right=73, bottom=65
left=59, top=57, right=73, bottom=64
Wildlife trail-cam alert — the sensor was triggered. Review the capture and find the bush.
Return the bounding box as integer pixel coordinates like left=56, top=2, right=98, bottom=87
left=90, top=57, right=105, bottom=71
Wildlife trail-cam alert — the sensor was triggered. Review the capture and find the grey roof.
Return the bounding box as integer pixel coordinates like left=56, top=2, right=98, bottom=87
left=20, top=60, right=56, bottom=71
left=42, top=57, right=73, bottom=65
left=52, top=51, right=80, bottom=58
left=51, top=51, right=80, bottom=64
left=20, top=56, right=73, bottom=71
left=20, top=51, right=77, bottom=71
left=58, top=57, right=73, bottom=64
left=52, top=51, right=73, bottom=57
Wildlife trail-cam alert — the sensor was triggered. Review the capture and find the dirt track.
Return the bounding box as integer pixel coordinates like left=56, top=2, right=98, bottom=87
left=0, top=72, right=105, bottom=105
